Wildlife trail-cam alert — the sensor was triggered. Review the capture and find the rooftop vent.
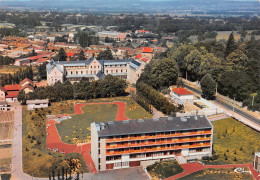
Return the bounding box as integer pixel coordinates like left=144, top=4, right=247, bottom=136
left=200, top=115, right=204, bottom=118
left=168, top=117, right=174, bottom=120
left=194, top=116, right=198, bottom=120
left=138, top=119, right=144, bottom=123
left=180, top=116, right=187, bottom=122
left=187, top=116, right=190, bottom=118
left=100, top=122, right=106, bottom=130
left=153, top=118, right=160, bottom=121
left=108, top=121, right=114, bottom=125
left=123, top=120, right=129, bottom=123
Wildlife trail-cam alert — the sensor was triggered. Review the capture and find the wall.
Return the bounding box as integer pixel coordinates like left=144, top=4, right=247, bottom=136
left=91, top=123, right=99, bottom=171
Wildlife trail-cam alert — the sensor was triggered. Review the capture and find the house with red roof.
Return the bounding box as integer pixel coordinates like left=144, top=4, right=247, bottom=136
left=2, top=78, right=35, bottom=102
left=170, top=86, right=194, bottom=105
left=141, top=47, right=153, bottom=59
left=135, top=30, right=149, bottom=34
left=20, top=78, right=34, bottom=87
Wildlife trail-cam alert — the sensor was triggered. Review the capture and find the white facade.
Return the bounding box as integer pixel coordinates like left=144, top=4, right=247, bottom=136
left=170, top=87, right=194, bottom=105
left=26, top=99, right=49, bottom=110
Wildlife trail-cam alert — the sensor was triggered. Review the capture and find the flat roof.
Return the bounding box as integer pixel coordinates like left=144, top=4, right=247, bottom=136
left=96, top=115, right=212, bottom=137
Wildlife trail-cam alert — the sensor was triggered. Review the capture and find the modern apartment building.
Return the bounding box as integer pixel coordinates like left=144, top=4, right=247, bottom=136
left=91, top=115, right=213, bottom=171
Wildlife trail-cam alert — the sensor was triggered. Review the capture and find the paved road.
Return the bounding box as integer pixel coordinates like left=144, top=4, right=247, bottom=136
left=183, top=84, right=260, bottom=126
left=11, top=103, right=32, bottom=180
left=215, top=99, right=260, bottom=126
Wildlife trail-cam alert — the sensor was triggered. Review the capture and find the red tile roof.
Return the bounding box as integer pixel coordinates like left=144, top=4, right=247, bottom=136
left=6, top=91, right=19, bottom=98
left=172, top=87, right=193, bottom=96
left=4, top=85, right=21, bottom=91
left=67, top=52, right=75, bottom=57
left=20, top=78, right=34, bottom=86
left=20, top=84, right=34, bottom=91
left=141, top=57, right=149, bottom=62
left=135, top=54, right=142, bottom=59
left=141, top=47, right=153, bottom=53
left=0, top=86, right=6, bottom=92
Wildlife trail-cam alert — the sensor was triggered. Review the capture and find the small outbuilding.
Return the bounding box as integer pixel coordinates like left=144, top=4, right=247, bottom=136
left=170, top=86, right=194, bottom=105
left=26, top=99, right=49, bottom=110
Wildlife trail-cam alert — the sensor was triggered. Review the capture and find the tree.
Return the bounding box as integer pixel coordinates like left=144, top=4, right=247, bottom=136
left=18, top=90, right=26, bottom=105
left=77, top=31, right=97, bottom=48
left=200, top=73, right=216, bottom=100
left=78, top=50, right=85, bottom=60
left=39, top=62, right=47, bottom=80
left=57, top=48, right=67, bottom=61
left=138, top=58, right=179, bottom=90
left=224, top=32, right=237, bottom=58
left=96, top=48, right=113, bottom=60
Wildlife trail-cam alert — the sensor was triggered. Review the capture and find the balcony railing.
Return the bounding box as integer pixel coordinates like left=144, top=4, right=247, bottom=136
left=106, top=143, right=211, bottom=156
left=106, top=130, right=212, bottom=143
left=106, top=137, right=211, bottom=149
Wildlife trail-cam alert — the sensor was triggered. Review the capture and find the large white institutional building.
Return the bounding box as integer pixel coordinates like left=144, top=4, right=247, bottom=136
left=46, top=57, right=144, bottom=85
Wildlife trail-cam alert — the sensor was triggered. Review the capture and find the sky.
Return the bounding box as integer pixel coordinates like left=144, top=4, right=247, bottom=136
left=2, top=0, right=257, bottom=1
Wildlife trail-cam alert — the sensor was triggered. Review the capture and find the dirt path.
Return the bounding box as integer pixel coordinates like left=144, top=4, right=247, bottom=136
left=166, top=162, right=260, bottom=180
left=47, top=101, right=129, bottom=174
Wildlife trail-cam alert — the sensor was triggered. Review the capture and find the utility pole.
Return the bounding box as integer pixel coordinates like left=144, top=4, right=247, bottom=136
left=215, top=82, right=218, bottom=96
left=232, top=97, right=235, bottom=116
left=250, top=93, right=257, bottom=106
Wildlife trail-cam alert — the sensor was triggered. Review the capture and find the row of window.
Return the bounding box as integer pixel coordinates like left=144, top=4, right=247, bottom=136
left=107, top=135, right=211, bottom=147
left=106, top=69, right=126, bottom=73
left=108, top=129, right=211, bottom=140
left=107, top=141, right=211, bottom=153
left=114, top=161, right=129, bottom=167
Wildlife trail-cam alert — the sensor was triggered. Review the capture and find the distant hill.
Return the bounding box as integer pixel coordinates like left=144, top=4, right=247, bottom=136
left=0, top=0, right=259, bottom=15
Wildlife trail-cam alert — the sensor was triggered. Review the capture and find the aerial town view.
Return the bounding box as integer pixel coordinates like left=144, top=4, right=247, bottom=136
left=0, top=0, right=259, bottom=180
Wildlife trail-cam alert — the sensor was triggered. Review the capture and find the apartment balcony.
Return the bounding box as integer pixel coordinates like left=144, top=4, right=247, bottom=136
left=106, top=143, right=211, bottom=156
left=106, top=130, right=212, bottom=143
left=106, top=137, right=212, bottom=149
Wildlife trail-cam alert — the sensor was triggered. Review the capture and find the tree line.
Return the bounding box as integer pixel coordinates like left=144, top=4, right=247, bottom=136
left=18, top=75, right=127, bottom=104
left=0, top=66, right=33, bottom=87
left=167, top=34, right=260, bottom=110
left=136, top=82, right=178, bottom=115
left=0, top=55, right=15, bottom=65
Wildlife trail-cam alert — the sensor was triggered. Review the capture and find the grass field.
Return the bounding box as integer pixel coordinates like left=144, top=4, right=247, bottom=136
left=179, top=168, right=254, bottom=180
left=55, top=97, right=153, bottom=144
left=22, top=106, right=88, bottom=177
left=56, top=104, right=118, bottom=144
left=48, top=101, right=75, bottom=115
left=147, top=160, right=183, bottom=179
left=87, top=97, right=153, bottom=120
left=0, top=65, right=28, bottom=76
left=204, top=118, right=260, bottom=165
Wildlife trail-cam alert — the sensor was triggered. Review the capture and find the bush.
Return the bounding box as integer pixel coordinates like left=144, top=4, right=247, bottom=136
left=147, top=160, right=183, bottom=179
left=137, top=82, right=178, bottom=115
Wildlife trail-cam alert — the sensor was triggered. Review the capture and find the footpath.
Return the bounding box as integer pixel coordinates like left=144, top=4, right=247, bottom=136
left=47, top=101, right=129, bottom=174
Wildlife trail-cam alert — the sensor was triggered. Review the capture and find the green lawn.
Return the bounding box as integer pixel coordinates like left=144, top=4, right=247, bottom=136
left=204, top=118, right=260, bottom=165
left=56, top=97, right=153, bottom=144
left=22, top=106, right=88, bottom=177
left=56, top=104, right=118, bottom=144
left=147, top=160, right=183, bottom=179
left=179, top=168, right=254, bottom=180
left=87, top=97, right=153, bottom=119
